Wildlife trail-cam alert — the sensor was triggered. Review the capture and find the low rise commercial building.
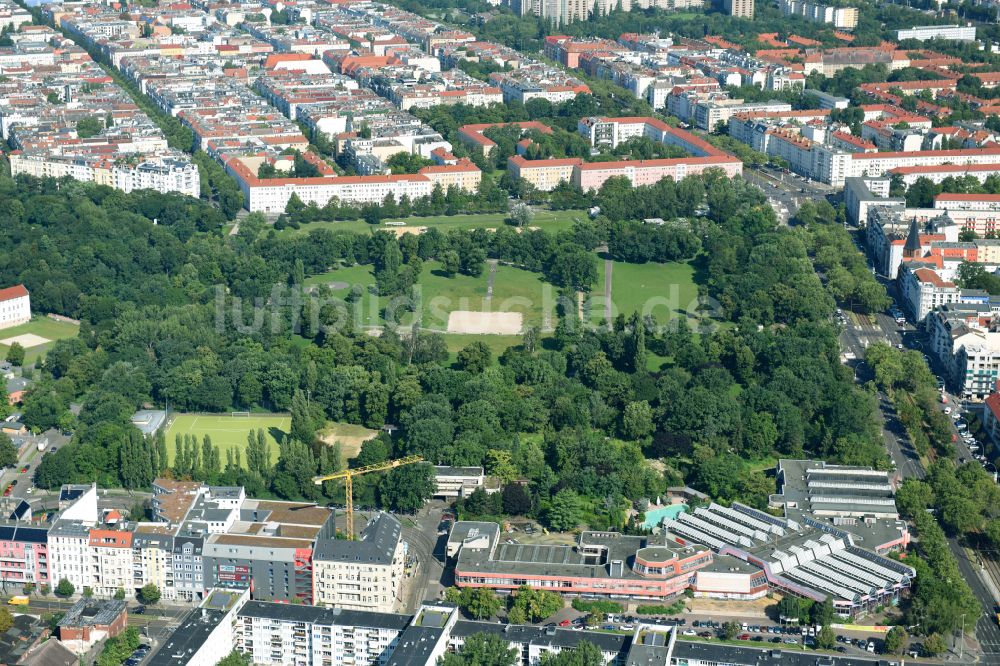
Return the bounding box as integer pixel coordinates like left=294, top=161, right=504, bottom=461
left=57, top=598, right=128, bottom=650
left=433, top=467, right=488, bottom=499
left=451, top=521, right=718, bottom=600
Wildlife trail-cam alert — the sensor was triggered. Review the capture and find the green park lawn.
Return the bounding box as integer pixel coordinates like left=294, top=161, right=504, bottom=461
left=418, top=261, right=490, bottom=330
left=304, top=263, right=374, bottom=290
left=280, top=209, right=587, bottom=237
left=608, top=260, right=699, bottom=327
left=165, top=413, right=376, bottom=469
left=0, top=317, right=80, bottom=365
left=442, top=333, right=525, bottom=361
left=489, top=264, right=555, bottom=330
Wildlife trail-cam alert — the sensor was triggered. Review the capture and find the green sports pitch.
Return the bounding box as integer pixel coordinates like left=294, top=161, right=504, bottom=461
left=164, top=413, right=290, bottom=468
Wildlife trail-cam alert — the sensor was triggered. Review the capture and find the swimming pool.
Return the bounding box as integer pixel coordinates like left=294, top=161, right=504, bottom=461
left=642, top=503, right=688, bottom=530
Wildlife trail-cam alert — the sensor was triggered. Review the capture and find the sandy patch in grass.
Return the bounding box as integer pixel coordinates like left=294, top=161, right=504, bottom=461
left=447, top=310, right=523, bottom=334
left=385, top=225, right=427, bottom=237
left=317, top=424, right=380, bottom=461
left=0, top=333, right=51, bottom=348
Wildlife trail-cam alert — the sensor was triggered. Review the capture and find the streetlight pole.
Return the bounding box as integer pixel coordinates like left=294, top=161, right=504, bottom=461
left=959, top=613, right=966, bottom=661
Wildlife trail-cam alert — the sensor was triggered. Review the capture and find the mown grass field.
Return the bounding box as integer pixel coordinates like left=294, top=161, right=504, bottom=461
left=443, top=333, right=526, bottom=362
left=165, top=413, right=378, bottom=468
left=489, top=264, right=555, bottom=330
left=0, top=317, right=80, bottom=365
left=609, top=260, right=699, bottom=326
left=280, top=209, right=588, bottom=237
left=304, top=263, right=374, bottom=290
left=418, top=260, right=491, bottom=330
left=165, top=413, right=291, bottom=468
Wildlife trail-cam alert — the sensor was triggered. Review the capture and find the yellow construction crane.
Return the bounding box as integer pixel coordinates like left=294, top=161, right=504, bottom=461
left=313, top=455, right=424, bottom=540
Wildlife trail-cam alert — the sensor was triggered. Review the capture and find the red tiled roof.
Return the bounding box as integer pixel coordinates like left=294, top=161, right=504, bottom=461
left=890, top=162, right=1000, bottom=175
left=912, top=267, right=953, bottom=287
left=986, top=386, right=1000, bottom=421
left=508, top=156, right=583, bottom=168
left=0, top=285, right=28, bottom=303
left=89, top=530, right=133, bottom=548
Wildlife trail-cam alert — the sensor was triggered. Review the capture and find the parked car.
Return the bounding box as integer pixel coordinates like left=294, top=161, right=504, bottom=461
left=558, top=619, right=571, bottom=627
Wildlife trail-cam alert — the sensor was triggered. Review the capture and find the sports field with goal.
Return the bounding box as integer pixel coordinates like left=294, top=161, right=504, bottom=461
left=164, top=413, right=290, bottom=468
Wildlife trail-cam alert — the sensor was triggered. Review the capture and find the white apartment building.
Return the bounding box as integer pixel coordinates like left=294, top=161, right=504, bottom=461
left=897, top=25, right=976, bottom=42
left=898, top=262, right=964, bottom=322
left=926, top=304, right=1000, bottom=399
left=956, top=332, right=1000, bottom=399
left=48, top=522, right=94, bottom=593
left=312, top=514, right=404, bottom=614
left=779, top=0, right=858, bottom=29
left=0, top=285, right=30, bottom=331
left=9, top=153, right=200, bottom=198
left=89, top=530, right=136, bottom=597
left=132, top=532, right=174, bottom=599
left=237, top=601, right=409, bottom=666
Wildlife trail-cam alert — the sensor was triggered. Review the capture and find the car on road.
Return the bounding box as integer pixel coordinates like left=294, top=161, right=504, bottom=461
left=682, top=629, right=697, bottom=636
left=133, top=605, right=146, bottom=615
left=738, top=634, right=750, bottom=641
left=25, top=488, right=32, bottom=495
left=18, top=467, right=26, bottom=474
left=784, top=638, right=798, bottom=644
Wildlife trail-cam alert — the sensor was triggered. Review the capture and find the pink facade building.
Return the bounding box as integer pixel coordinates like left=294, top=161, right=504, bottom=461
left=573, top=156, right=742, bottom=191
left=0, top=524, right=50, bottom=586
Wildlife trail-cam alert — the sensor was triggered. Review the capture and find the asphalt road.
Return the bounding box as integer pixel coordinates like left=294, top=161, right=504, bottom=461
left=742, top=165, right=835, bottom=224
left=398, top=504, right=447, bottom=613
left=836, top=261, right=999, bottom=664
